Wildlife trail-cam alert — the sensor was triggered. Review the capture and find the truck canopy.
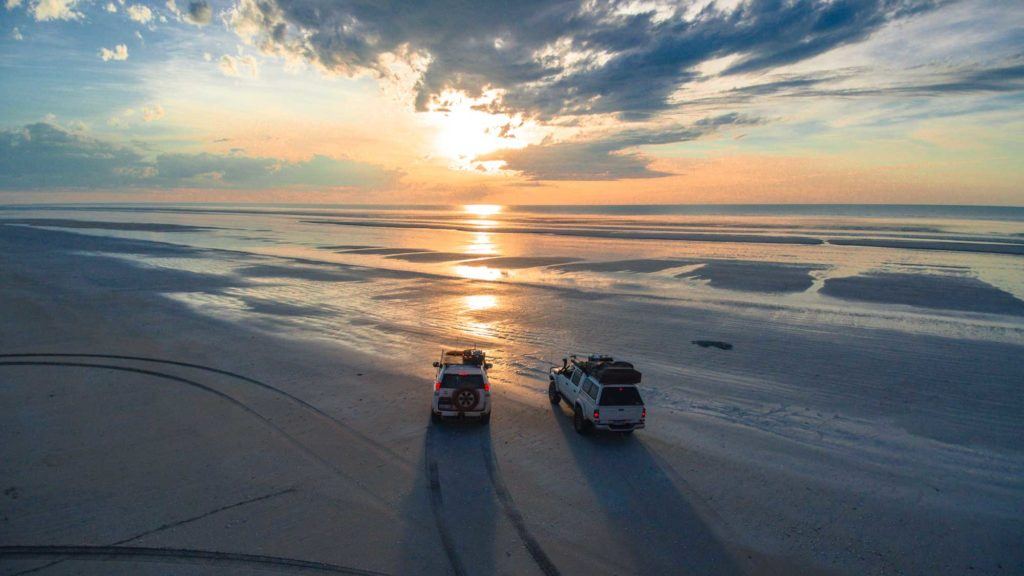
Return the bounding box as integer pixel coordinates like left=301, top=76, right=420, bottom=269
left=592, top=362, right=642, bottom=385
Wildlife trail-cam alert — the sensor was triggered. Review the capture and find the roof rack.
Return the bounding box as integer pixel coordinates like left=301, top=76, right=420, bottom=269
left=440, top=348, right=487, bottom=366
left=569, top=354, right=641, bottom=385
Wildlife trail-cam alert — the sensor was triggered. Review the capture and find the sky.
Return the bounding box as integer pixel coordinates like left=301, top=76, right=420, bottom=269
left=1, top=0, right=1022, bottom=205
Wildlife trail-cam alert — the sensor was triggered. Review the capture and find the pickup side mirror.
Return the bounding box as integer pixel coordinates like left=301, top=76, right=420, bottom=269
left=484, top=363, right=493, bottom=370
left=432, top=361, right=440, bottom=368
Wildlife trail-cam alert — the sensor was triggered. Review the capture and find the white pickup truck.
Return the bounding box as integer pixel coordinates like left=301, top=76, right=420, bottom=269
left=548, top=354, right=646, bottom=434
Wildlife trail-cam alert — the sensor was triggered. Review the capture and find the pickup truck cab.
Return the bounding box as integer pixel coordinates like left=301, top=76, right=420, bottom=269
left=432, top=349, right=493, bottom=424
left=549, top=354, right=646, bottom=434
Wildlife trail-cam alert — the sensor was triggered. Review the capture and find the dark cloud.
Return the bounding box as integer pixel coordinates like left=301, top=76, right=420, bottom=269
left=482, top=113, right=763, bottom=180
left=187, top=0, right=213, bottom=25
left=0, top=123, right=148, bottom=189
left=230, top=0, right=944, bottom=119
left=685, top=60, right=1024, bottom=105
left=0, top=123, right=396, bottom=191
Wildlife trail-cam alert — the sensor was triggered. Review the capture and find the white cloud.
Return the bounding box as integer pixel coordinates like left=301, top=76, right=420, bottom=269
left=203, top=52, right=212, bottom=62
left=125, top=3, right=151, bottom=23
left=165, top=0, right=180, bottom=17
left=219, top=54, right=259, bottom=79
left=104, top=1, right=115, bottom=12
left=28, top=0, right=81, bottom=20
left=11, top=26, right=23, bottom=40
left=142, top=104, right=164, bottom=122
left=5, top=0, right=23, bottom=9
left=100, top=44, right=129, bottom=61
left=108, top=104, right=163, bottom=127
left=107, top=109, right=135, bottom=127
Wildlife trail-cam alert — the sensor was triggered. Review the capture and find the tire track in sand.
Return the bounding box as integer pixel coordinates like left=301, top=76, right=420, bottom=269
left=0, top=352, right=410, bottom=468
left=424, top=426, right=469, bottom=576
left=424, top=423, right=560, bottom=576
left=0, top=546, right=390, bottom=575
left=0, top=361, right=393, bottom=510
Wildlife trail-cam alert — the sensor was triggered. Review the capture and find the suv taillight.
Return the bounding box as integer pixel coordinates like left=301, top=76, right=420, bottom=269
left=434, top=381, right=441, bottom=391
left=641, top=407, right=646, bottom=419
left=484, top=382, right=490, bottom=391
left=593, top=409, right=600, bottom=421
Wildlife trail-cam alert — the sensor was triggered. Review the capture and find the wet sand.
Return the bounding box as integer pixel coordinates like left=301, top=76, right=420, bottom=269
left=821, top=272, right=1024, bottom=315
left=1, top=223, right=1022, bottom=576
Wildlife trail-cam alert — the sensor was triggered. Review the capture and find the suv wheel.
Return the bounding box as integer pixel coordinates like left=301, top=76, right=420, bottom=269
left=573, top=408, right=590, bottom=435
left=548, top=382, right=561, bottom=404
left=431, top=410, right=441, bottom=424
left=480, top=412, right=491, bottom=425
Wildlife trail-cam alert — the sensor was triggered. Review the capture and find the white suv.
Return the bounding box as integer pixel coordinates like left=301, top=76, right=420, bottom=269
left=431, top=349, right=492, bottom=424
left=549, top=354, right=645, bottom=434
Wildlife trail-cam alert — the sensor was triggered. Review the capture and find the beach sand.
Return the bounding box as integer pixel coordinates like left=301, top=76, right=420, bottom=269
left=1, top=223, right=1022, bottom=576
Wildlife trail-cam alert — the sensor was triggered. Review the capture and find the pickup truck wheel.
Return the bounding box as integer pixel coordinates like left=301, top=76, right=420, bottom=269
left=480, top=412, right=490, bottom=425
left=573, top=409, right=590, bottom=435
left=548, top=382, right=561, bottom=404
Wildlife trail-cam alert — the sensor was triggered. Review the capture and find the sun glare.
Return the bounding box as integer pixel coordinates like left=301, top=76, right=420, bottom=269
left=427, top=90, right=535, bottom=173
left=464, top=204, right=502, bottom=217
left=464, top=294, right=498, bottom=311
left=454, top=265, right=504, bottom=282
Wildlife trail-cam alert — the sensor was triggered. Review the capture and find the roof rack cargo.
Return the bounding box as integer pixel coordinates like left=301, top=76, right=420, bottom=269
left=442, top=348, right=487, bottom=366
left=569, top=354, right=642, bottom=385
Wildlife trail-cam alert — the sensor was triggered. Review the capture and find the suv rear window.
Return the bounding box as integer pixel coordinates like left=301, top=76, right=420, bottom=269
left=599, top=386, right=643, bottom=406
left=441, top=373, right=485, bottom=389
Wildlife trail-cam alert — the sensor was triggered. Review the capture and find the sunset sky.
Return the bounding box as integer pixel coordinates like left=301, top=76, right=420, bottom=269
left=1, top=0, right=1022, bottom=204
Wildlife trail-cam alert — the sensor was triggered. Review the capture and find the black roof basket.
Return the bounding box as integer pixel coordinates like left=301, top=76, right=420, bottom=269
left=444, top=348, right=486, bottom=366
left=592, top=362, right=641, bottom=385
left=571, top=355, right=641, bottom=384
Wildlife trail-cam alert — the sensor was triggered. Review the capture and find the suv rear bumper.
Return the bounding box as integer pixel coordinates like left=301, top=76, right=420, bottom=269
left=593, top=421, right=645, bottom=431
left=434, top=409, right=490, bottom=418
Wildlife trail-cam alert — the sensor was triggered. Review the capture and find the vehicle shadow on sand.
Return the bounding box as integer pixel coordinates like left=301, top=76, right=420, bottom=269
left=398, top=416, right=499, bottom=576
left=550, top=403, right=744, bottom=575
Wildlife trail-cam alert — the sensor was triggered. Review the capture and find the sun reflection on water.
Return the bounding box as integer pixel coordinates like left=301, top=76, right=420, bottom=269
left=466, top=231, right=497, bottom=255
left=464, top=294, right=498, bottom=311
left=466, top=218, right=499, bottom=228
left=454, top=265, right=504, bottom=281
left=454, top=293, right=501, bottom=342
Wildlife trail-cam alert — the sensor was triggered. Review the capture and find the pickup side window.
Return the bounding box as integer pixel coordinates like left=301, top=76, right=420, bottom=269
left=570, top=369, right=583, bottom=386
left=584, top=381, right=598, bottom=400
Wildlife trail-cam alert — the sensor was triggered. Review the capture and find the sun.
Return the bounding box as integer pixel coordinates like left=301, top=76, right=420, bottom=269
left=464, top=204, right=502, bottom=217
left=426, top=90, right=534, bottom=173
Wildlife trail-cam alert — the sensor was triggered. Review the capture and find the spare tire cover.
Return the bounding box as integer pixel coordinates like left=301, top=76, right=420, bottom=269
left=453, top=388, right=480, bottom=411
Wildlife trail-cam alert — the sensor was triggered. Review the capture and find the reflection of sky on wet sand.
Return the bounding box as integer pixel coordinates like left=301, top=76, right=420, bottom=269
left=13, top=203, right=1024, bottom=444
left=8, top=204, right=1024, bottom=356
left=465, top=232, right=497, bottom=255
left=464, top=294, right=498, bottom=311
left=457, top=293, right=501, bottom=343
left=454, top=264, right=505, bottom=282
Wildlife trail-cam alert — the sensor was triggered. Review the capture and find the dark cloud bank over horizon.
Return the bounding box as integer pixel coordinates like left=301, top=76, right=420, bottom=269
left=482, top=112, right=765, bottom=180
left=0, top=122, right=396, bottom=191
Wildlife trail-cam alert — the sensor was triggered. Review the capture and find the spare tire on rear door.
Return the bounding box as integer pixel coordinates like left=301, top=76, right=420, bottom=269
left=453, top=387, right=480, bottom=411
